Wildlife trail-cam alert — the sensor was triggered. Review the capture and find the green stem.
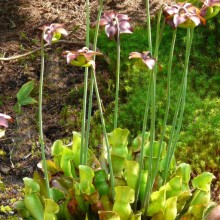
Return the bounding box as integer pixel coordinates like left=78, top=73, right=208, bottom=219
left=152, top=28, right=177, bottom=187
left=92, top=67, right=115, bottom=199
left=142, top=54, right=156, bottom=210
left=84, top=75, right=94, bottom=164
left=85, top=0, right=90, bottom=48
left=146, top=1, right=154, bottom=198
left=84, top=0, right=103, bottom=163
left=162, top=28, right=193, bottom=184
left=134, top=0, right=153, bottom=210
left=146, top=0, right=152, bottom=54
left=80, top=0, right=90, bottom=165
left=142, top=7, right=163, bottom=211
left=39, top=31, right=52, bottom=199
left=80, top=69, right=88, bottom=165
left=169, top=28, right=194, bottom=169
left=113, top=19, right=121, bottom=129
left=158, top=19, right=165, bottom=47
left=134, top=72, right=152, bottom=210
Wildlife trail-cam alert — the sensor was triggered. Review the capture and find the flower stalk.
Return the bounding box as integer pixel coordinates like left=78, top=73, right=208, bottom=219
left=38, top=23, right=67, bottom=199
left=91, top=66, right=115, bottom=199
left=146, top=0, right=153, bottom=54
left=84, top=0, right=104, bottom=163
left=39, top=30, right=52, bottom=199
left=134, top=72, right=152, bottom=210
left=167, top=28, right=194, bottom=175
left=80, top=69, right=88, bottom=165
left=114, top=18, right=121, bottom=129
left=153, top=28, right=177, bottom=186
left=134, top=0, right=154, bottom=210
left=129, top=50, right=157, bottom=209
left=143, top=6, right=163, bottom=212
left=131, top=0, right=157, bottom=210
left=99, top=11, right=133, bottom=129
left=63, top=46, right=114, bottom=197
left=80, top=0, right=90, bottom=165
left=163, top=28, right=194, bottom=184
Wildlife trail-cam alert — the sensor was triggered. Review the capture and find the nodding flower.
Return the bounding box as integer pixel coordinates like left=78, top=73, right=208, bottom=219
left=201, top=0, right=220, bottom=19
left=129, top=51, right=157, bottom=70
left=0, top=113, right=13, bottom=128
left=62, top=47, right=102, bottom=69
left=99, top=11, right=133, bottom=39
left=163, top=2, right=206, bottom=28
left=40, top=23, right=68, bottom=44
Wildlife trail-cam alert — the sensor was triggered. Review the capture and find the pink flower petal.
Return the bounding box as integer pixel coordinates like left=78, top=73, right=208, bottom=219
left=200, top=7, right=207, bottom=17
left=83, top=53, right=94, bottom=61
left=86, top=51, right=103, bottom=57
left=141, top=51, right=151, bottom=59
left=43, top=23, right=68, bottom=43
left=129, top=52, right=143, bottom=59
left=173, top=14, right=187, bottom=28
left=183, top=2, right=193, bottom=9
left=78, top=47, right=89, bottom=53
left=99, top=18, right=109, bottom=26
left=0, top=113, right=12, bottom=128
left=119, top=21, right=133, bottom=33
left=43, top=31, right=53, bottom=44
left=103, top=11, right=117, bottom=22
left=212, top=0, right=220, bottom=6
left=164, top=6, right=179, bottom=16
left=66, top=52, right=78, bottom=63
left=105, top=24, right=117, bottom=39
left=0, top=113, right=12, bottom=120
left=117, top=14, right=130, bottom=21
left=0, top=117, right=8, bottom=128
left=49, top=23, right=63, bottom=32
left=189, top=15, right=201, bottom=26
left=56, top=27, right=68, bottom=36
left=142, top=58, right=156, bottom=69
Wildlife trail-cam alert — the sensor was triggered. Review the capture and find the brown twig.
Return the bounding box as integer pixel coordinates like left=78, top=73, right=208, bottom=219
left=0, top=40, right=86, bottom=61
left=0, top=39, right=110, bottom=64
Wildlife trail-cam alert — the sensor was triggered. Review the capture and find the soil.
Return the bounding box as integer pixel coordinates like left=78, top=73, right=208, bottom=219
left=0, top=0, right=219, bottom=218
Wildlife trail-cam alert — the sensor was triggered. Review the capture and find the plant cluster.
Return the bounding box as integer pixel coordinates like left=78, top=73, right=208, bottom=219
left=13, top=129, right=216, bottom=219
left=1, top=0, right=220, bottom=219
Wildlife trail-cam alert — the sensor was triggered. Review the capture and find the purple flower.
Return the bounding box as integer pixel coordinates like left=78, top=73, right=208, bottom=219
left=129, top=51, right=157, bottom=70
left=99, top=11, right=133, bottom=39
left=201, top=0, right=220, bottom=19
left=0, top=113, right=13, bottom=128
left=203, top=0, right=220, bottom=7
left=41, top=23, right=68, bottom=44
left=163, top=2, right=206, bottom=28
left=63, top=47, right=102, bottom=69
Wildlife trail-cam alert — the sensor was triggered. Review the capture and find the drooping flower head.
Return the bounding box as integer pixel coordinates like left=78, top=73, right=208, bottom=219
left=201, top=0, right=220, bottom=19
left=99, top=11, right=133, bottom=39
left=63, top=47, right=102, bottom=69
left=129, top=51, right=157, bottom=70
left=40, top=23, right=68, bottom=44
left=0, top=113, right=13, bottom=128
left=163, top=2, right=206, bottom=28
